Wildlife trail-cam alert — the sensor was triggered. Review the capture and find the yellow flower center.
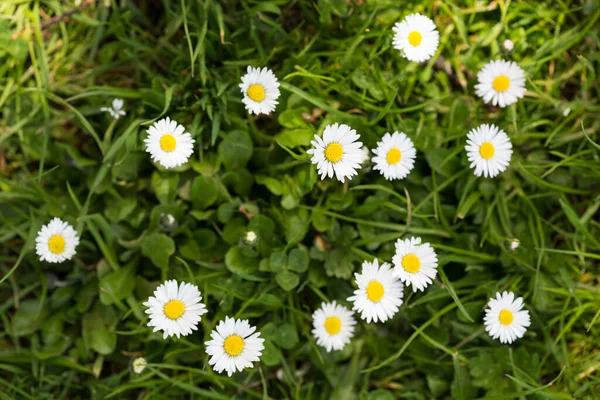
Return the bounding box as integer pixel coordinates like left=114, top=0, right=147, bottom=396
left=325, top=143, right=343, bottom=163
left=223, top=335, right=245, bottom=356
left=492, top=75, right=510, bottom=92
left=479, top=142, right=495, bottom=160
left=499, top=309, right=514, bottom=325
left=163, top=300, right=185, bottom=320
left=366, top=281, right=385, bottom=302
left=386, top=148, right=402, bottom=165
left=402, top=254, right=420, bottom=273
left=408, top=31, right=422, bottom=47
left=160, top=134, right=177, bottom=152
left=247, top=84, right=266, bottom=102
left=324, top=316, right=341, bottom=335
left=48, top=235, right=66, bottom=254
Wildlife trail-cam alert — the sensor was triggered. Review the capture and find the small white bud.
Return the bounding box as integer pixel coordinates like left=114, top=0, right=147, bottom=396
left=510, top=239, right=520, bottom=250
left=132, top=357, right=147, bottom=374
left=503, top=39, right=514, bottom=51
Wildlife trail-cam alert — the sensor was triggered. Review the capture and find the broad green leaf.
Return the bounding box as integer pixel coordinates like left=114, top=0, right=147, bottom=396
left=141, top=233, right=175, bottom=269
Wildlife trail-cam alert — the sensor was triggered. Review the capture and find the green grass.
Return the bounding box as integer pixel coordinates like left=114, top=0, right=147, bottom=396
left=1, top=0, right=600, bottom=398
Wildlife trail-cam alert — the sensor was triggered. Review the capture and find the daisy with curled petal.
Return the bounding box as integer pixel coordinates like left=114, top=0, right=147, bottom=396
left=101, top=98, right=126, bottom=120
left=475, top=60, right=526, bottom=108
left=144, top=117, right=195, bottom=169
left=35, top=218, right=80, bottom=263
left=347, top=259, right=404, bottom=323
left=205, top=317, right=265, bottom=377
left=465, top=124, right=513, bottom=178
left=143, top=279, right=207, bottom=339
left=392, top=13, right=440, bottom=62
left=307, top=123, right=363, bottom=182
left=484, top=291, right=531, bottom=344
left=312, top=301, right=356, bottom=352
left=239, top=66, right=281, bottom=115
left=391, top=237, right=438, bottom=292
left=372, top=131, right=417, bottom=180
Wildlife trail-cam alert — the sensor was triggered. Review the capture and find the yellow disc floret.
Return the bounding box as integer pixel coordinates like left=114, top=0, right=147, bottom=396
left=366, top=281, right=385, bottom=302
left=408, top=31, right=422, bottom=47
left=160, top=134, right=177, bottom=152
left=223, top=335, right=245, bottom=356
left=492, top=75, right=510, bottom=92
left=325, top=143, right=344, bottom=163
left=48, top=235, right=66, bottom=254
left=163, top=300, right=185, bottom=320
left=499, top=309, right=514, bottom=325
left=247, top=84, right=266, bottom=102
left=402, top=254, right=421, bottom=273
left=324, top=316, right=341, bottom=335
left=479, top=142, right=495, bottom=160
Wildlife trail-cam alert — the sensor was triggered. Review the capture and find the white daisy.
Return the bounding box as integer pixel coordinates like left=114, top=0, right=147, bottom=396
left=239, top=66, right=280, bottom=115
left=205, top=316, right=265, bottom=377
left=475, top=60, right=526, bottom=108
left=371, top=131, right=417, bottom=180
left=143, top=280, right=207, bottom=339
left=392, top=14, right=440, bottom=62
left=347, top=259, right=404, bottom=323
left=311, top=301, right=356, bottom=352
left=101, top=98, right=126, bottom=119
left=465, top=124, right=513, bottom=178
left=484, top=291, right=531, bottom=344
left=35, top=217, right=79, bottom=263
left=391, top=237, right=438, bottom=292
left=144, top=117, right=195, bottom=169
left=307, top=123, right=363, bottom=182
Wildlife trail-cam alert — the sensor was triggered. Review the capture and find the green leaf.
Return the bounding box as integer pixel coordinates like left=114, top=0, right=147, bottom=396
left=151, top=172, right=179, bottom=204
left=260, top=339, right=281, bottom=367
left=141, top=233, right=175, bottom=269
left=275, top=128, right=315, bottom=148
left=274, top=323, right=299, bottom=350
left=275, top=270, right=299, bottom=291
left=105, top=197, right=137, bottom=223
left=218, top=130, right=253, bottom=171
left=269, top=251, right=287, bottom=272
left=98, top=264, right=136, bottom=305
left=90, top=327, right=117, bottom=356
left=256, top=175, right=284, bottom=195
left=225, top=247, right=258, bottom=275
left=288, top=246, right=309, bottom=273
left=191, top=175, right=219, bottom=210
left=367, top=390, right=395, bottom=400
left=11, top=300, right=49, bottom=337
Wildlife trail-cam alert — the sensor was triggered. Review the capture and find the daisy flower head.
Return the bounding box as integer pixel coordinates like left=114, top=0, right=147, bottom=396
left=372, top=131, right=417, bottom=180
left=484, top=291, right=531, bottom=344
left=101, top=98, right=126, bottom=119
left=205, top=317, right=265, bottom=377
left=392, top=237, right=438, bottom=292
left=311, top=301, right=356, bottom=352
left=465, top=124, right=513, bottom=178
left=239, top=66, right=280, bottom=115
left=307, top=123, right=363, bottom=182
left=143, top=280, right=207, bottom=339
left=347, top=259, right=404, bottom=323
left=144, top=117, right=195, bottom=169
left=35, top=217, right=79, bottom=263
left=475, top=60, right=526, bottom=108
left=392, top=13, right=440, bottom=62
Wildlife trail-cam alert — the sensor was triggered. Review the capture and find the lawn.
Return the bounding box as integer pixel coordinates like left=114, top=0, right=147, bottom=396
left=1, top=0, right=600, bottom=398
